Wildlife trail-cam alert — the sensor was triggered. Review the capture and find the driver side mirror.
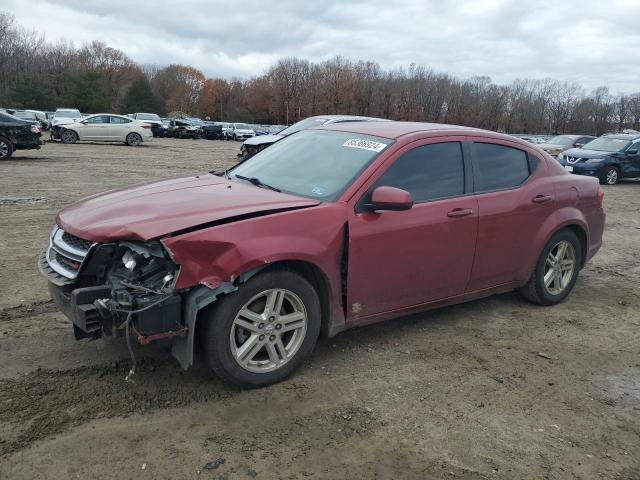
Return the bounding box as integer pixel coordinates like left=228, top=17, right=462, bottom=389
left=627, top=149, right=638, bottom=155
left=366, top=186, right=413, bottom=212
left=575, top=143, right=585, bottom=148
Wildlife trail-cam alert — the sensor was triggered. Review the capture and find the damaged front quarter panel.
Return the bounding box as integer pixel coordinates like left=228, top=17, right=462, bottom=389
left=163, top=202, right=349, bottom=368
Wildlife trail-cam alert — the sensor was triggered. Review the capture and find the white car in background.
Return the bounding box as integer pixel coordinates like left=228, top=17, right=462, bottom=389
left=50, top=108, right=82, bottom=140
left=59, top=114, right=153, bottom=146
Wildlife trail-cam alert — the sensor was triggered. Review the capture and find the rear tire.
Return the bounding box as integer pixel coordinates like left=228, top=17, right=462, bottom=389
left=126, top=132, right=142, bottom=146
left=60, top=129, right=78, bottom=144
left=517, top=229, right=582, bottom=306
left=200, top=269, right=321, bottom=388
left=0, top=136, right=13, bottom=160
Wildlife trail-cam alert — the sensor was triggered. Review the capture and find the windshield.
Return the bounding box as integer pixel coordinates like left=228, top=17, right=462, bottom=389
left=234, top=123, right=251, bottom=129
left=56, top=110, right=81, bottom=118
left=137, top=113, right=160, bottom=121
left=582, top=137, right=631, bottom=152
left=230, top=130, right=393, bottom=201
left=278, top=117, right=329, bottom=136
left=546, top=135, right=574, bottom=146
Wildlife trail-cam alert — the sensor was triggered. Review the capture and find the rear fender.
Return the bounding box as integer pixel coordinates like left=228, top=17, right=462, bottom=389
left=521, top=206, right=588, bottom=281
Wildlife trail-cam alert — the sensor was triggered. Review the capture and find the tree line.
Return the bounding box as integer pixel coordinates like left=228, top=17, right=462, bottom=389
left=1, top=11, right=639, bottom=135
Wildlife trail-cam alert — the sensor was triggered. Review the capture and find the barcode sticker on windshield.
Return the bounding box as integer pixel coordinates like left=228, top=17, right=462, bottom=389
left=342, top=138, right=388, bottom=152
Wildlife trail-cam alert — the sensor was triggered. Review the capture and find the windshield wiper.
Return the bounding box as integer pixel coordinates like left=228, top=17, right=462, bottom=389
left=234, top=174, right=280, bottom=192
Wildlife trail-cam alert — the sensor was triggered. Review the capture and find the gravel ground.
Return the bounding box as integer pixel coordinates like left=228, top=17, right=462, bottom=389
left=0, top=137, right=639, bottom=479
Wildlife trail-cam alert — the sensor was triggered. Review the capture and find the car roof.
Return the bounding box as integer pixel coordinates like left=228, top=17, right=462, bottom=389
left=316, top=121, right=489, bottom=140
left=603, top=133, right=640, bottom=140
left=321, top=115, right=390, bottom=123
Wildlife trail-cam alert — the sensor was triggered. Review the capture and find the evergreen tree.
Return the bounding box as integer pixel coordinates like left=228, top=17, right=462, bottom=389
left=121, top=76, right=163, bottom=114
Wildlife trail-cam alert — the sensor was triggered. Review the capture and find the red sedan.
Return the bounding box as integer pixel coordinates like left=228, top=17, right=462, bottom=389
left=40, top=122, right=605, bottom=387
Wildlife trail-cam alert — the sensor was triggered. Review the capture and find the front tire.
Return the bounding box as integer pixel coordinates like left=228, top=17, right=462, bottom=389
left=0, top=136, right=13, bottom=160
left=201, top=269, right=321, bottom=388
left=60, top=129, right=78, bottom=144
left=601, top=166, right=620, bottom=185
left=517, top=229, right=582, bottom=306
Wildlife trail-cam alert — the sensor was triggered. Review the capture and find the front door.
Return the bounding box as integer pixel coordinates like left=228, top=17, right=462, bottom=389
left=347, top=139, right=478, bottom=318
left=77, top=115, right=110, bottom=140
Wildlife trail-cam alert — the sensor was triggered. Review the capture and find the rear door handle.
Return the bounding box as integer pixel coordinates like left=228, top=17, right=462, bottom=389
left=447, top=208, right=473, bottom=218
left=532, top=194, right=553, bottom=204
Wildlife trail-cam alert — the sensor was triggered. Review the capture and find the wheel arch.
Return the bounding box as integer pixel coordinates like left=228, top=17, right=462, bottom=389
left=523, top=208, right=589, bottom=282
left=175, top=258, right=336, bottom=370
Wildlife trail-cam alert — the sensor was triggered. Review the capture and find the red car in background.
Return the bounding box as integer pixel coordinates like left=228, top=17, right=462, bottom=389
left=39, top=122, right=605, bottom=388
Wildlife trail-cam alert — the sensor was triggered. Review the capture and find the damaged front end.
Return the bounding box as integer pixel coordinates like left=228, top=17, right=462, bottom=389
left=39, top=226, right=185, bottom=355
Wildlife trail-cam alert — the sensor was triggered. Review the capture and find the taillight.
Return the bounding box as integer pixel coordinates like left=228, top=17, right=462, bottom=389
left=141, top=124, right=151, bottom=129
left=597, top=186, right=605, bottom=207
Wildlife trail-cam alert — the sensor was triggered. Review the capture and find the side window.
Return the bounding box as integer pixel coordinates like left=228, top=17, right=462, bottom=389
left=473, top=143, right=530, bottom=192
left=109, top=116, right=131, bottom=124
left=371, top=142, right=465, bottom=203
left=85, top=115, right=108, bottom=124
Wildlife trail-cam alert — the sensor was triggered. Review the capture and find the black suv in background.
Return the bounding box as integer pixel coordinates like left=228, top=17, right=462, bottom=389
left=558, top=133, right=640, bottom=185
left=201, top=121, right=223, bottom=140
left=0, top=111, right=42, bottom=159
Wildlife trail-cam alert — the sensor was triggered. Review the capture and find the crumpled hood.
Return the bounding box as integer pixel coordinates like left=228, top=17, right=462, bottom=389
left=562, top=148, right=611, bottom=159
left=56, top=175, right=320, bottom=243
left=243, top=134, right=285, bottom=147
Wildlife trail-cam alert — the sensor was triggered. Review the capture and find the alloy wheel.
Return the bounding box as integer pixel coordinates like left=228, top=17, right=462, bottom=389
left=230, top=288, right=308, bottom=373
left=543, top=240, right=576, bottom=295
left=605, top=168, right=618, bottom=185
left=0, top=140, right=8, bottom=158
left=61, top=130, right=76, bottom=143
left=127, top=133, right=141, bottom=146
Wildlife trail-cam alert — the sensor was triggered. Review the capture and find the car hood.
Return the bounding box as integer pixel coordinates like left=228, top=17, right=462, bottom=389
left=561, top=148, right=611, bottom=159
left=243, top=134, right=285, bottom=146
left=56, top=175, right=321, bottom=243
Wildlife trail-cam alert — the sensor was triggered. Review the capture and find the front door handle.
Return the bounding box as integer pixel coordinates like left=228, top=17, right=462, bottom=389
left=447, top=208, right=473, bottom=218
left=532, top=194, right=553, bottom=204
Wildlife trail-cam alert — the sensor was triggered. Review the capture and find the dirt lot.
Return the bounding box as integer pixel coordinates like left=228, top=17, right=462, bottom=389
left=0, top=138, right=639, bottom=479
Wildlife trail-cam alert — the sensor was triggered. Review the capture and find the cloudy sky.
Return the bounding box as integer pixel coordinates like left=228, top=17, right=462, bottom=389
left=5, top=0, right=640, bottom=93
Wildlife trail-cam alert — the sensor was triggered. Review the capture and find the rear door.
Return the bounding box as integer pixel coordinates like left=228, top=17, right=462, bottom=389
left=347, top=138, right=478, bottom=318
left=107, top=115, right=133, bottom=141
left=466, top=140, right=554, bottom=291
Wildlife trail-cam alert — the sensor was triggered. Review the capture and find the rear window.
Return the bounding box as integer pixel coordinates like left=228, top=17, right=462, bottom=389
left=473, top=143, right=530, bottom=192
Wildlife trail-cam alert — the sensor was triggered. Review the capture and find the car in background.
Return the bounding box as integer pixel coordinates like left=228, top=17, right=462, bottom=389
left=50, top=108, right=83, bottom=140
left=10, top=110, right=48, bottom=131
left=539, top=135, right=596, bottom=157
left=0, top=111, right=42, bottom=159
left=558, top=133, right=640, bottom=185
left=131, top=113, right=164, bottom=138
left=167, top=119, right=201, bottom=139
left=202, top=121, right=224, bottom=140
left=58, top=114, right=153, bottom=146
left=39, top=121, right=604, bottom=388
left=238, top=115, right=390, bottom=162
left=252, top=125, right=270, bottom=136
left=225, top=123, right=255, bottom=141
